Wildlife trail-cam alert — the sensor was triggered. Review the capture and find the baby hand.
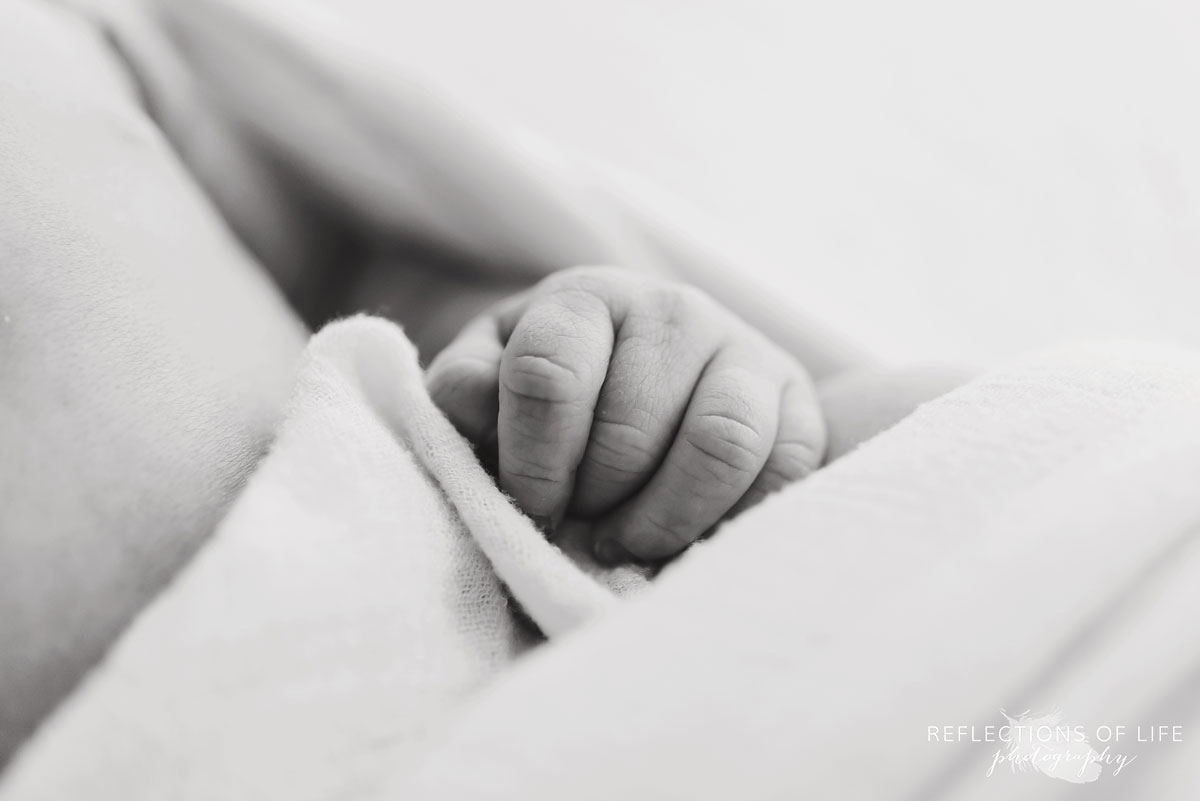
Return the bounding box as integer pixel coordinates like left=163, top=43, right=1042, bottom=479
left=426, top=267, right=826, bottom=564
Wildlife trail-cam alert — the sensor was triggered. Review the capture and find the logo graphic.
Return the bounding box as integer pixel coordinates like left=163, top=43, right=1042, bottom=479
left=993, top=709, right=1101, bottom=783
left=929, top=708, right=1171, bottom=783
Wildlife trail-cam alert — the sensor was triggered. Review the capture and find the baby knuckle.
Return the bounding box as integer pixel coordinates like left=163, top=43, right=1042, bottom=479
left=684, top=410, right=768, bottom=485
left=426, top=371, right=470, bottom=412
left=428, top=356, right=490, bottom=394
left=642, top=284, right=691, bottom=328
left=502, top=451, right=570, bottom=484
left=501, top=352, right=588, bottom=405
left=780, top=382, right=828, bottom=466
left=763, top=439, right=821, bottom=484
left=624, top=286, right=715, bottom=359
left=585, top=419, right=661, bottom=474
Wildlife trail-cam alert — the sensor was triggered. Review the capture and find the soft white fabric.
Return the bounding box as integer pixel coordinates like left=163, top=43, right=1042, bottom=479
left=0, top=0, right=307, bottom=757
left=0, top=316, right=642, bottom=800
left=5, top=318, right=1200, bottom=799
left=404, top=342, right=1200, bottom=800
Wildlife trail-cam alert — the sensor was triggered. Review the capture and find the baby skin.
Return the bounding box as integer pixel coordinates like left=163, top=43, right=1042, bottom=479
left=427, top=266, right=826, bottom=565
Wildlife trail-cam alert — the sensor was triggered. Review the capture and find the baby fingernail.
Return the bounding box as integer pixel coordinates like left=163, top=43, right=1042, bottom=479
left=593, top=537, right=633, bottom=566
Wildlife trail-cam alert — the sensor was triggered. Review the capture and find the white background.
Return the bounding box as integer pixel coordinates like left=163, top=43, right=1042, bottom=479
left=339, top=0, right=1200, bottom=366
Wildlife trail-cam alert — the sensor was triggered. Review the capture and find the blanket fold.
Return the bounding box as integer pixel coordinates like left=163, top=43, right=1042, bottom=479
left=1, top=316, right=635, bottom=800
left=5, top=321, right=1200, bottom=801
left=304, top=318, right=628, bottom=636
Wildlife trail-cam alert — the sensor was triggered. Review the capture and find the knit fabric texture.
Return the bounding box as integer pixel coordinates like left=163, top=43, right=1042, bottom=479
left=5, top=319, right=1200, bottom=800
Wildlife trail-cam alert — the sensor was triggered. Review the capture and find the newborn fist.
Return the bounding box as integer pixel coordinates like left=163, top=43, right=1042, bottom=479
left=426, top=267, right=826, bottom=564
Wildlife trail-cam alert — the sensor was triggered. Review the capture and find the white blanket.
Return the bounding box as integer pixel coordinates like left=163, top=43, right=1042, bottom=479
left=5, top=317, right=1200, bottom=800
